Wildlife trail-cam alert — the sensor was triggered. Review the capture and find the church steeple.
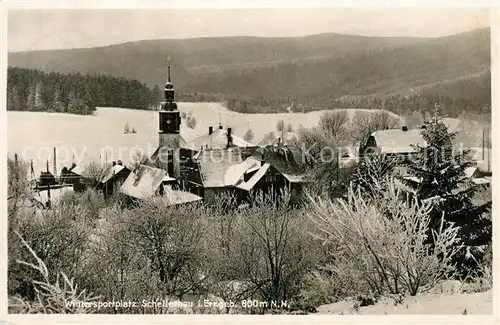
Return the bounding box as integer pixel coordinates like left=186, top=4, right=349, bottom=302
left=158, top=58, right=182, bottom=179
left=159, top=60, right=181, bottom=134
left=163, top=61, right=177, bottom=111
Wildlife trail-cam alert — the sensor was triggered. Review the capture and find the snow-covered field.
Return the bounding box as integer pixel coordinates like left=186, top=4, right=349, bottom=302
left=317, top=290, right=492, bottom=315
left=7, top=103, right=489, bottom=175
left=7, top=103, right=399, bottom=174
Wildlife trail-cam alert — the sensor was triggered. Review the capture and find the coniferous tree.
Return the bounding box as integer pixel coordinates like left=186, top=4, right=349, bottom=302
left=352, top=153, right=397, bottom=199
left=33, top=81, right=46, bottom=111
left=26, top=84, right=36, bottom=111
left=52, top=85, right=66, bottom=113
left=400, top=112, right=491, bottom=272
left=243, top=129, right=254, bottom=142
left=7, top=86, right=22, bottom=111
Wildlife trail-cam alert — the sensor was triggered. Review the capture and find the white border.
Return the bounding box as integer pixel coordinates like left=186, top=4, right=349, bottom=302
left=0, top=1, right=499, bottom=325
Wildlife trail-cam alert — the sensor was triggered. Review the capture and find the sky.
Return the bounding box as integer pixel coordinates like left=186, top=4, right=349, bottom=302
left=8, top=8, right=490, bottom=52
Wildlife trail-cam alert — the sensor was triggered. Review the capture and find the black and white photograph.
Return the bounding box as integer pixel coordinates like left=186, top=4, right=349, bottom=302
left=1, top=1, right=497, bottom=321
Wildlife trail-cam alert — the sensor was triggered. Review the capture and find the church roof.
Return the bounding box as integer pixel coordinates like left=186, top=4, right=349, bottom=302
left=184, top=128, right=255, bottom=151
left=196, top=149, right=245, bottom=188
left=147, top=135, right=187, bottom=168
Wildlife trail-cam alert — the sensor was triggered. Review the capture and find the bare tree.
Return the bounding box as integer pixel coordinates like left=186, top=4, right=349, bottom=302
left=9, top=201, right=93, bottom=301
left=123, top=198, right=211, bottom=299
left=9, top=232, right=99, bottom=314
left=130, top=151, right=149, bottom=169
left=222, top=190, right=320, bottom=307
left=81, top=161, right=108, bottom=189
left=351, top=111, right=401, bottom=147
left=318, top=110, right=349, bottom=145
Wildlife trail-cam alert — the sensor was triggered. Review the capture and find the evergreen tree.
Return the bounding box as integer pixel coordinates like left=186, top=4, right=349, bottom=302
left=151, top=84, right=162, bottom=106
left=52, top=85, right=66, bottom=113
left=400, top=112, right=491, bottom=272
left=352, top=153, right=397, bottom=199
left=67, top=97, right=91, bottom=115
left=33, top=81, right=46, bottom=111
left=26, top=84, right=36, bottom=111
left=7, top=86, right=22, bottom=111
left=243, top=129, right=254, bottom=142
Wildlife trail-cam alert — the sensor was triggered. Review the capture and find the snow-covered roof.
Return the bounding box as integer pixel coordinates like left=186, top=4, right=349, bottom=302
left=236, top=163, right=270, bottom=192
left=370, top=129, right=427, bottom=154
left=184, top=128, right=255, bottom=151
left=119, top=164, right=165, bottom=199
left=100, top=164, right=128, bottom=184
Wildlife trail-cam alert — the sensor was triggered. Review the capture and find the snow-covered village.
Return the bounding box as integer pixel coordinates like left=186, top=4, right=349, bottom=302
left=4, top=6, right=494, bottom=318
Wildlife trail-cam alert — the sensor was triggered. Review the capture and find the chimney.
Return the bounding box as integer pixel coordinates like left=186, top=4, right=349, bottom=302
left=261, top=152, right=265, bottom=166
left=401, top=125, right=408, bottom=132
left=227, top=127, right=233, bottom=148
left=209, top=126, right=213, bottom=135
left=112, top=161, right=116, bottom=166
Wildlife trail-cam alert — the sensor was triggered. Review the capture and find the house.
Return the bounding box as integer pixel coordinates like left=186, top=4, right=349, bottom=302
left=60, top=163, right=85, bottom=192
left=98, top=161, right=131, bottom=199
left=119, top=164, right=202, bottom=206
left=183, top=148, right=247, bottom=204
left=361, top=125, right=482, bottom=177
left=184, top=125, right=257, bottom=153
left=119, top=164, right=167, bottom=200
left=464, top=166, right=490, bottom=185
left=362, top=126, right=427, bottom=159
left=240, top=144, right=314, bottom=203
left=181, top=143, right=315, bottom=205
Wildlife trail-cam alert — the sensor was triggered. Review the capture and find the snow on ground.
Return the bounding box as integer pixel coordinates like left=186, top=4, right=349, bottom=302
left=7, top=103, right=400, bottom=174
left=316, top=290, right=492, bottom=315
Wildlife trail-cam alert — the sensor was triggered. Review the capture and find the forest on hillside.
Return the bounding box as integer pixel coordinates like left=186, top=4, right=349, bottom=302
left=6, top=67, right=228, bottom=115
left=6, top=67, right=158, bottom=115
left=223, top=71, right=491, bottom=118
left=7, top=64, right=491, bottom=120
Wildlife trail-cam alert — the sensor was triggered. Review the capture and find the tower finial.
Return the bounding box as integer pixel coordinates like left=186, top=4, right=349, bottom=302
left=167, top=56, right=171, bottom=83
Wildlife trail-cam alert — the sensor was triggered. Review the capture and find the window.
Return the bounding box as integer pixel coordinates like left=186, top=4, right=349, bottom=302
left=266, top=174, right=278, bottom=183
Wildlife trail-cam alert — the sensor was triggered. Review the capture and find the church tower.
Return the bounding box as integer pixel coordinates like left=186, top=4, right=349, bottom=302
left=158, top=63, right=181, bottom=178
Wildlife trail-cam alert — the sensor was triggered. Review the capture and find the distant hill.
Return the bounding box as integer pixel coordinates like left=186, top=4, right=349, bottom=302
left=8, top=28, right=490, bottom=115
left=188, top=28, right=490, bottom=101
left=8, top=33, right=427, bottom=87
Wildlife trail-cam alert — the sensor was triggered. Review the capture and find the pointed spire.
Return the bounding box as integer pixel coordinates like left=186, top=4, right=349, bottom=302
left=167, top=56, right=172, bottom=83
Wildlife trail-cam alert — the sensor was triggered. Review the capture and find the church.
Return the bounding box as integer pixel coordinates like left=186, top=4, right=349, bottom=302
left=116, top=63, right=312, bottom=206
